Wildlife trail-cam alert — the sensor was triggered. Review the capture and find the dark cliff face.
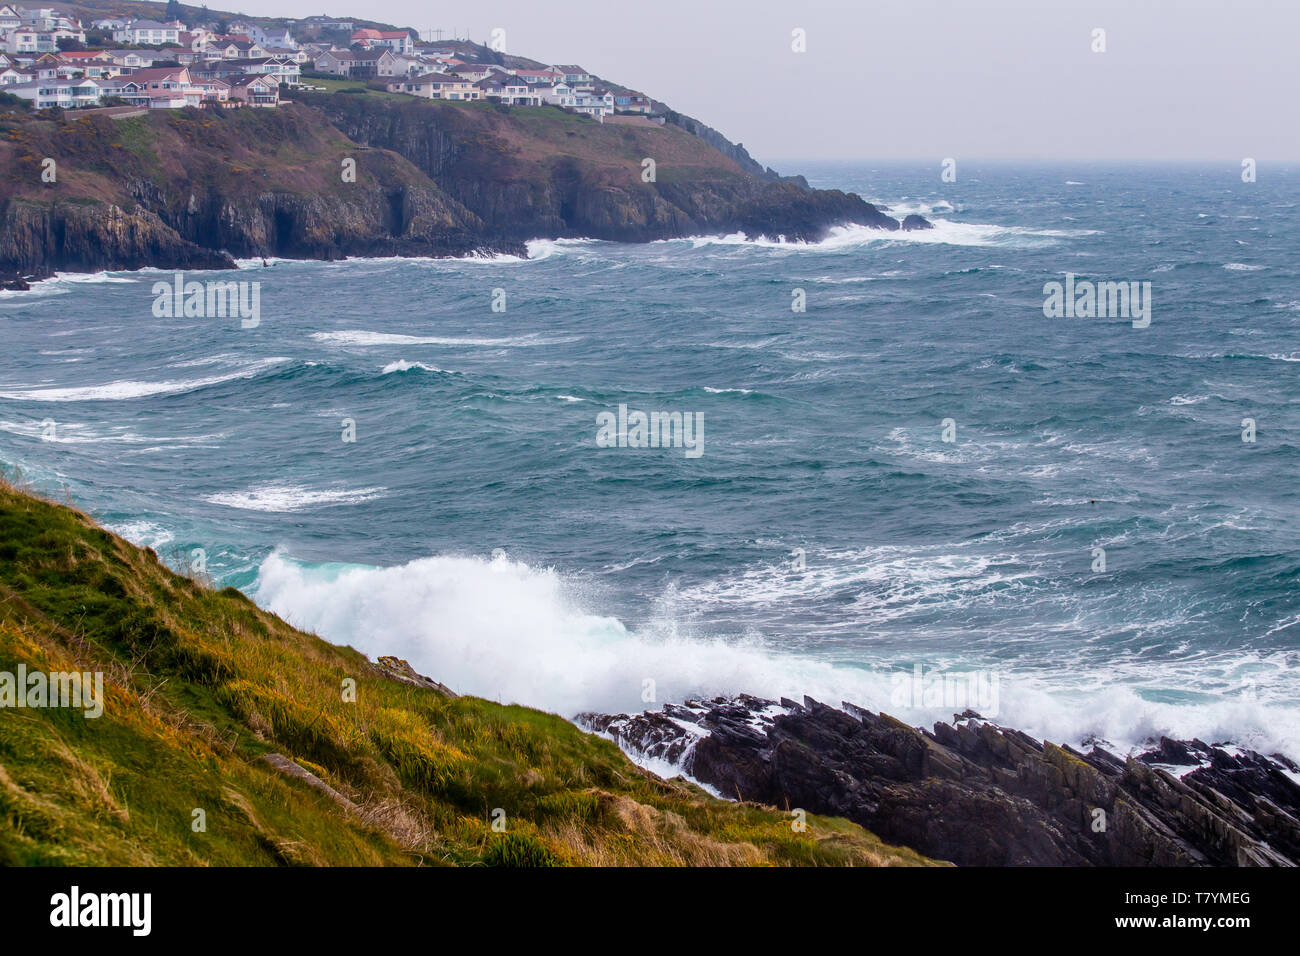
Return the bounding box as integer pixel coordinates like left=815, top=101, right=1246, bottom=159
left=275, top=96, right=904, bottom=243
left=580, top=696, right=1300, bottom=867
left=0, top=97, right=914, bottom=280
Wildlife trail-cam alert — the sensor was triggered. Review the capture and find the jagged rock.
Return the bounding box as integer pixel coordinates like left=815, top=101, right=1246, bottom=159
left=578, top=696, right=1300, bottom=867
left=371, top=656, right=455, bottom=696
left=257, top=753, right=358, bottom=813
left=901, top=214, right=935, bottom=231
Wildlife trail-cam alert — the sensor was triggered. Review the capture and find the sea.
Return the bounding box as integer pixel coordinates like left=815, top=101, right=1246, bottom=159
left=2, top=161, right=1297, bottom=761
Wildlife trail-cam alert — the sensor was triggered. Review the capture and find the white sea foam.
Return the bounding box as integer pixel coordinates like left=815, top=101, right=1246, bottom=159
left=1223, top=262, right=1265, bottom=271
left=104, top=519, right=176, bottom=550
left=204, top=483, right=385, bottom=512
left=671, top=220, right=1097, bottom=251
left=0, top=271, right=134, bottom=299
left=524, top=238, right=602, bottom=260
left=381, top=360, right=449, bottom=375
left=879, top=199, right=957, bottom=216
left=312, top=330, right=554, bottom=347
left=248, top=549, right=1300, bottom=759
left=0, top=357, right=289, bottom=402
left=0, top=420, right=225, bottom=446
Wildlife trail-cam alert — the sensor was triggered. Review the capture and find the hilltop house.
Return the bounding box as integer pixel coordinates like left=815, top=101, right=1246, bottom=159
left=230, top=56, right=299, bottom=84
left=350, top=28, right=413, bottom=54
left=205, top=39, right=270, bottom=60
left=314, top=47, right=392, bottom=78
left=386, top=72, right=478, bottom=100
left=6, top=75, right=100, bottom=107
left=2, top=27, right=34, bottom=52
left=100, top=66, right=201, bottom=107
left=248, top=25, right=296, bottom=50
left=113, top=20, right=180, bottom=46
left=513, top=67, right=563, bottom=85
left=613, top=92, right=651, bottom=114
left=19, top=6, right=81, bottom=31
left=446, top=62, right=496, bottom=82
left=474, top=75, right=540, bottom=106
left=101, top=50, right=158, bottom=69
left=550, top=65, right=591, bottom=85
left=52, top=51, right=119, bottom=77
left=227, top=73, right=279, bottom=107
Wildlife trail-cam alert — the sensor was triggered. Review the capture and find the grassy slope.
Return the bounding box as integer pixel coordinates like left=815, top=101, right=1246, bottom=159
left=0, top=480, right=938, bottom=867
left=0, top=96, right=747, bottom=211
left=0, top=103, right=434, bottom=207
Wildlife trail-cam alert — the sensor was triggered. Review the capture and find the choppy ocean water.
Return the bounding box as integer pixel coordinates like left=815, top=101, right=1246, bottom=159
left=2, top=161, right=1297, bottom=758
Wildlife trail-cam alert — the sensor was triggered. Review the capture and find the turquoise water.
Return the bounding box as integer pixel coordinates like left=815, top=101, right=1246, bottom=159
left=2, top=162, right=1297, bottom=755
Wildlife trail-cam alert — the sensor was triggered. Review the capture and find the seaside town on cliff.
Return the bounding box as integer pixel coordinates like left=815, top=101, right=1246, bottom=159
left=0, top=5, right=649, bottom=116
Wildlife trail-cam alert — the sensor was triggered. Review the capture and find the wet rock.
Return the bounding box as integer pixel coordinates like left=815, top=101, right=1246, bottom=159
left=579, top=696, right=1300, bottom=867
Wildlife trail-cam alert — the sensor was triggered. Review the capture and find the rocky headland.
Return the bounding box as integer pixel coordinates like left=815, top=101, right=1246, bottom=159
left=0, top=94, right=925, bottom=284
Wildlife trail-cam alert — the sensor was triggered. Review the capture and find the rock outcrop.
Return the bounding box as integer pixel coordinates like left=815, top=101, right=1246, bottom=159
left=579, top=696, right=1300, bottom=867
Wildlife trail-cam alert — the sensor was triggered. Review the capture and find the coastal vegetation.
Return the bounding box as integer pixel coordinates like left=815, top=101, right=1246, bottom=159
left=0, top=476, right=937, bottom=867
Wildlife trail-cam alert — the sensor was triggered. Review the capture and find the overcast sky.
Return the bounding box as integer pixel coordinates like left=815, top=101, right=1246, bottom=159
left=269, top=0, right=1298, bottom=165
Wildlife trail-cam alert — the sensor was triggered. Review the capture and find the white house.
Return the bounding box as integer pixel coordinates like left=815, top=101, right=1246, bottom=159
left=113, top=20, right=181, bottom=46
left=249, top=25, right=297, bottom=50
left=2, top=28, right=36, bottom=53
left=350, top=28, right=413, bottom=55
left=25, top=27, right=84, bottom=52
left=447, top=62, right=497, bottom=81
left=475, top=75, right=540, bottom=106
left=388, top=72, right=479, bottom=100
left=572, top=90, right=615, bottom=118
left=19, top=7, right=81, bottom=31
left=6, top=76, right=101, bottom=108
left=550, top=64, right=591, bottom=85
left=103, top=50, right=154, bottom=68
left=228, top=56, right=300, bottom=84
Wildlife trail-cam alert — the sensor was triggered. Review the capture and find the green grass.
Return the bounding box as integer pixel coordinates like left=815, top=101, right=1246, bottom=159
left=0, top=478, right=940, bottom=867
